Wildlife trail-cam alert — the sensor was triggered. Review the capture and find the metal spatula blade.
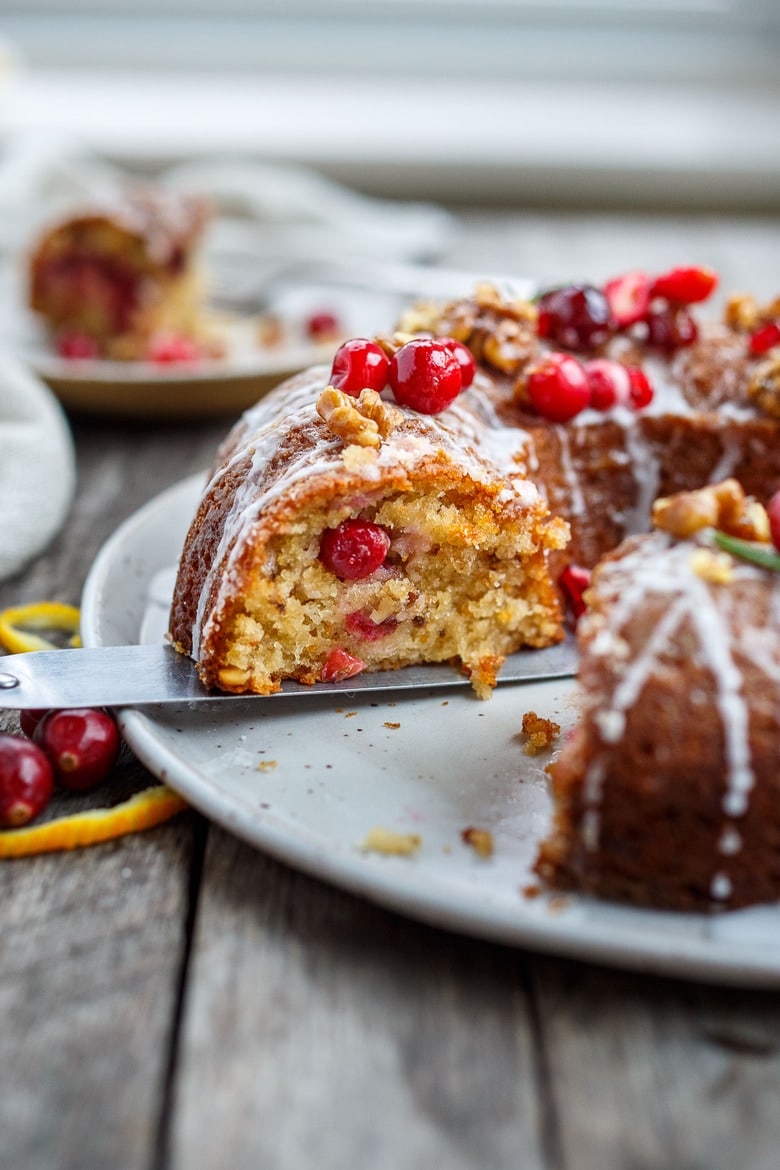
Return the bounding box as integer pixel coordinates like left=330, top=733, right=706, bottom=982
left=0, top=638, right=577, bottom=711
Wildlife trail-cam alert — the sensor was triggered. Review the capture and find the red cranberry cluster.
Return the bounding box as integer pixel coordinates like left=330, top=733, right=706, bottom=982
left=329, top=335, right=476, bottom=415
left=0, top=708, right=120, bottom=829
left=528, top=264, right=719, bottom=423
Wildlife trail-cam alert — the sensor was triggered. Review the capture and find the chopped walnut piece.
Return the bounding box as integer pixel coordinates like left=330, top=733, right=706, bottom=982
left=374, top=331, right=419, bottom=358
left=652, top=479, right=770, bottom=541
left=356, top=388, right=402, bottom=438
left=361, top=826, right=422, bottom=856
left=316, top=386, right=381, bottom=448
left=748, top=355, right=780, bottom=419
left=218, top=665, right=251, bottom=688
left=725, top=292, right=780, bottom=333
left=462, top=826, right=494, bottom=858
left=521, top=711, right=561, bottom=756
left=724, top=293, right=761, bottom=333
left=690, top=548, right=734, bottom=585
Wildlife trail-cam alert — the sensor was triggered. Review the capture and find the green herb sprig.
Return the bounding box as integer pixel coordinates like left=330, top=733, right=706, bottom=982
left=712, top=530, right=780, bottom=573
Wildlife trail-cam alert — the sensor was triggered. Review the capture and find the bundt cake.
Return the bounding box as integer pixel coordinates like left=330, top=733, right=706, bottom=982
left=168, top=341, right=569, bottom=699
left=535, top=480, right=780, bottom=911
left=28, top=185, right=212, bottom=360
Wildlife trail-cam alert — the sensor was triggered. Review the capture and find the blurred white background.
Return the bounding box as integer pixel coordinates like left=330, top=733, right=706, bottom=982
left=0, top=0, right=778, bottom=207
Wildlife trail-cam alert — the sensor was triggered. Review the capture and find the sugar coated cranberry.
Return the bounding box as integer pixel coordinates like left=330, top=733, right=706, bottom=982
left=527, top=353, right=591, bottom=422
left=321, top=648, right=365, bottom=682
left=749, top=321, right=780, bottom=356
left=0, top=733, right=54, bottom=827
left=627, top=366, right=654, bottom=409
left=603, top=271, right=652, bottom=329
left=559, top=564, right=591, bottom=626
left=319, top=519, right=390, bottom=580
left=389, top=338, right=463, bottom=413
left=306, top=310, right=341, bottom=340
left=768, top=490, right=780, bottom=552
left=644, top=307, right=698, bottom=351
left=34, top=708, right=120, bottom=792
left=329, top=338, right=389, bottom=397
left=147, top=332, right=201, bottom=364
left=536, top=284, right=613, bottom=351
left=57, top=331, right=99, bottom=360
left=650, top=265, right=718, bottom=305
left=439, top=337, right=477, bottom=388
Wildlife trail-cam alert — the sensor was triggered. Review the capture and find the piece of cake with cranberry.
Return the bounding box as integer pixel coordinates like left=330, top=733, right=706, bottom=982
left=401, top=274, right=780, bottom=589
left=28, top=185, right=212, bottom=360
left=535, top=480, right=780, bottom=911
left=168, top=336, right=569, bottom=698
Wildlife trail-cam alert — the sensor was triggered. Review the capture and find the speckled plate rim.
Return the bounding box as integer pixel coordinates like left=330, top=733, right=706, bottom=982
left=80, top=474, right=780, bottom=987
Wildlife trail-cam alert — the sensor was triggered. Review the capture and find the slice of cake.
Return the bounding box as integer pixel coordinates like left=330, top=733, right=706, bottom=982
left=535, top=480, right=780, bottom=911
left=28, top=186, right=211, bottom=360
left=168, top=337, right=569, bottom=698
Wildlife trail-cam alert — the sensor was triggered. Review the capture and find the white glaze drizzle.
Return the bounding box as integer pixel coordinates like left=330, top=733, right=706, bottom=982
left=580, top=536, right=780, bottom=896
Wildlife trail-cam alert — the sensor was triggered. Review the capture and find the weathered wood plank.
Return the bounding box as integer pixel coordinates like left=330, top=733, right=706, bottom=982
left=168, top=828, right=548, bottom=1170
left=0, top=417, right=220, bottom=1170
left=529, top=955, right=780, bottom=1170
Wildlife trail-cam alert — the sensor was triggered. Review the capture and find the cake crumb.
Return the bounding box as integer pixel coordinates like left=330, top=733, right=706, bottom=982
left=521, top=883, right=541, bottom=899
left=521, top=711, right=561, bottom=755
left=257, top=759, right=278, bottom=772
left=461, top=826, right=494, bottom=858
left=344, top=711, right=358, bottom=718
left=361, top=827, right=422, bottom=856
left=384, top=721, right=401, bottom=729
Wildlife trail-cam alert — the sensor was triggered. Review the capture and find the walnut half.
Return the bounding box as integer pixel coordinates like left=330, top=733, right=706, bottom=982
left=652, top=479, right=770, bottom=542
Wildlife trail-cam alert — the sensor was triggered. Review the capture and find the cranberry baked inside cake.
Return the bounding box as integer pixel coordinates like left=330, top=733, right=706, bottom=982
left=28, top=186, right=211, bottom=360
left=536, top=481, right=780, bottom=911
left=169, top=338, right=568, bottom=698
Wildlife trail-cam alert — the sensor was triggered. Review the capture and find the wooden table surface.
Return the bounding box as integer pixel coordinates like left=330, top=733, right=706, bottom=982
left=2, top=209, right=780, bottom=1170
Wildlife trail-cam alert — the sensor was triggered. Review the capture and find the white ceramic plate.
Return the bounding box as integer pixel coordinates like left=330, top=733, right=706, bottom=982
left=80, top=475, right=780, bottom=987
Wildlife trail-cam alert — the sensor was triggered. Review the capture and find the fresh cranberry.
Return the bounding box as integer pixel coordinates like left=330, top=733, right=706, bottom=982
left=56, top=331, right=99, bottom=360
left=603, top=271, right=652, bottom=328
left=627, top=366, right=654, bottom=409
left=0, top=734, right=54, bottom=827
left=19, top=708, right=51, bottom=739
left=559, top=564, right=591, bottom=626
left=147, top=332, right=201, bottom=364
left=306, top=310, right=341, bottom=340
left=34, top=708, right=120, bottom=792
left=749, top=321, right=780, bottom=356
left=389, top=338, right=463, bottom=414
left=584, top=358, right=632, bottom=411
left=768, top=490, right=780, bottom=552
left=345, top=610, right=399, bottom=641
left=526, top=353, right=591, bottom=422
left=321, top=648, right=366, bottom=682
left=650, top=265, right=718, bottom=304
left=329, top=338, right=389, bottom=397
left=319, top=519, right=390, bottom=580
left=439, top=337, right=477, bottom=388
left=536, top=284, right=613, bottom=351
left=644, top=307, right=698, bottom=351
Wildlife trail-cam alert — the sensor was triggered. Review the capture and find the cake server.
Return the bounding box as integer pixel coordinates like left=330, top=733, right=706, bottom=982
left=0, top=638, right=577, bottom=711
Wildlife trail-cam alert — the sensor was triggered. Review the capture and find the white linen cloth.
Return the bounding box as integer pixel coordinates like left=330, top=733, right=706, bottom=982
left=0, top=352, right=75, bottom=581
